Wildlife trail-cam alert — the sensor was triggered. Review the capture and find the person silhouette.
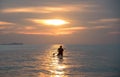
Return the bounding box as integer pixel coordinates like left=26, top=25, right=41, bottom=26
left=57, top=45, right=64, bottom=57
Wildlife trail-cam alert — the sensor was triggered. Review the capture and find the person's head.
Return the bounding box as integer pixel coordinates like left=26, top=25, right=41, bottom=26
left=60, top=45, right=62, bottom=48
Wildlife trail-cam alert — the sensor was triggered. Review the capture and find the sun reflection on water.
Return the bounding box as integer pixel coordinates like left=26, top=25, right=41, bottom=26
left=38, top=44, right=68, bottom=77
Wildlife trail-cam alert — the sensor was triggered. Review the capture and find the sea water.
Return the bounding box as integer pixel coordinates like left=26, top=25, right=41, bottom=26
left=0, top=44, right=120, bottom=77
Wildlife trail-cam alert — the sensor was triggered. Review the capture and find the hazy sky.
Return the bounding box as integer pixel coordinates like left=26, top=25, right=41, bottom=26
left=0, top=0, right=120, bottom=44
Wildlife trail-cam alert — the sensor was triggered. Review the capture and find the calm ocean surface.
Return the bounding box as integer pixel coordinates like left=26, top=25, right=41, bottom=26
left=0, top=44, right=120, bottom=77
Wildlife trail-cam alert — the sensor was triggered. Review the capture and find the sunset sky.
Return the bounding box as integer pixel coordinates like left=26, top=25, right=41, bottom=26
left=0, top=0, right=120, bottom=44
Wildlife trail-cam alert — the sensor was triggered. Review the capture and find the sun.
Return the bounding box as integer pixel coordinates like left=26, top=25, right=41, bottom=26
left=42, top=19, right=69, bottom=26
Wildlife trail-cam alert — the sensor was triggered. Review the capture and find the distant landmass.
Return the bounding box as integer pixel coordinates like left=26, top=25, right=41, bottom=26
left=0, top=42, right=24, bottom=45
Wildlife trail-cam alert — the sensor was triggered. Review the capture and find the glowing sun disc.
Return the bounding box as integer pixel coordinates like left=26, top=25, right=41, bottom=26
left=43, top=19, right=69, bottom=26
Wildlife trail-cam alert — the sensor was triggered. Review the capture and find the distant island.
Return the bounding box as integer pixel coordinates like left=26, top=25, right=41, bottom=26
left=0, top=42, right=24, bottom=45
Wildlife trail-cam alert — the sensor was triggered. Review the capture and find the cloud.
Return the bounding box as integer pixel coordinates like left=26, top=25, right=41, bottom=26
left=0, top=21, right=15, bottom=25
left=99, top=18, right=120, bottom=22
left=60, top=26, right=88, bottom=31
left=0, top=23, right=88, bottom=35
left=10, top=28, right=72, bottom=35
left=0, top=21, right=16, bottom=30
left=18, top=31, right=72, bottom=35
left=24, top=26, right=36, bottom=30
left=0, top=26, right=13, bottom=30
left=109, top=31, right=120, bottom=35
left=88, top=18, right=120, bottom=30
left=16, top=26, right=87, bottom=35
left=89, top=18, right=120, bottom=24
left=1, top=7, right=67, bottom=13
left=53, top=26, right=88, bottom=35
left=1, top=4, right=97, bottom=13
left=92, top=25, right=112, bottom=29
left=16, top=31, right=53, bottom=35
